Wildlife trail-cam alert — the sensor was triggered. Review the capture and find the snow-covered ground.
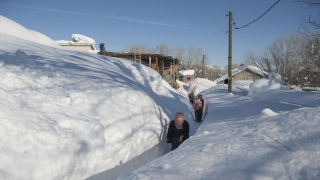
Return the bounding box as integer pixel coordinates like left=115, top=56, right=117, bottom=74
left=1, top=15, right=320, bottom=180
left=120, top=81, right=320, bottom=180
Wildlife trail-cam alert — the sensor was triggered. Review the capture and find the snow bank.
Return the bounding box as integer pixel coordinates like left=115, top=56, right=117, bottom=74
left=187, top=78, right=216, bottom=96
left=0, top=15, right=60, bottom=48
left=248, top=78, right=320, bottom=107
left=248, top=78, right=288, bottom=95
left=0, top=16, right=197, bottom=180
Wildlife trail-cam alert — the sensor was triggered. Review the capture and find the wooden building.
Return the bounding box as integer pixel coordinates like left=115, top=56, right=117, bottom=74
left=215, top=64, right=266, bottom=84
left=178, top=70, right=195, bottom=83
left=99, top=51, right=181, bottom=82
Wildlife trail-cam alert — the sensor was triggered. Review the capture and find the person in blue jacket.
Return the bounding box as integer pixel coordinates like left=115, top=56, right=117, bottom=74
left=166, top=112, right=190, bottom=151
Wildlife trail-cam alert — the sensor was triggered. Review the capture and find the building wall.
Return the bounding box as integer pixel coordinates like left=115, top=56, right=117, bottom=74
left=179, top=75, right=194, bottom=83
left=218, top=69, right=262, bottom=84
left=61, top=45, right=93, bottom=52
left=233, top=70, right=260, bottom=81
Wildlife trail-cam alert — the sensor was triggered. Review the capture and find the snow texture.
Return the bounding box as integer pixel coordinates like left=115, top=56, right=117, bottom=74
left=179, top=69, right=195, bottom=76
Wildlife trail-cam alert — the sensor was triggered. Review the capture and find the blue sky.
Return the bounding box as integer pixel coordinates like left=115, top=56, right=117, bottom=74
left=0, top=0, right=318, bottom=67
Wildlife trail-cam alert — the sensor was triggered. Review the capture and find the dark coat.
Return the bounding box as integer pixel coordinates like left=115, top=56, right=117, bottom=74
left=188, top=92, right=195, bottom=100
left=166, top=120, right=190, bottom=143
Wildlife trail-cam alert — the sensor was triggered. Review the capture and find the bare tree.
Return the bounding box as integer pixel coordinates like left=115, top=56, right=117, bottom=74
left=184, top=46, right=206, bottom=78
left=155, top=43, right=170, bottom=56
left=296, top=33, right=320, bottom=86
left=266, top=35, right=302, bottom=84
left=204, top=65, right=223, bottom=80
left=130, top=44, right=147, bottom=54
left=289, top=0, right=320, bottom=35
left=223, top=63, right=240, bottom=73
left=170, top=46, right=186, bottom=62
left=243, top=50, right=270, bottom=78
left=244, top=32, right=320, bottom=87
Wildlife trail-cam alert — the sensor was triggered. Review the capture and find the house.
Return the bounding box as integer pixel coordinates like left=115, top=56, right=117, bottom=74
left=55, top=34, right=97, bottom=52
left=178, top=70, right=195, bottom=83
left=214, top=63, right=266, bottom=84
left=99, top=51, right=181, bottom=83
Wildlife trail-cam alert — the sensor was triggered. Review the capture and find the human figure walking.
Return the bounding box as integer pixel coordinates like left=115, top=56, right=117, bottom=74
left=193, top=94, right=204, bottom=122
left=166, top=112, right=190, bottom=151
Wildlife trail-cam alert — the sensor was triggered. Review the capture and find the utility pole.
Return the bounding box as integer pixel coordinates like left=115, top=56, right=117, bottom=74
left=202, top=55, right=205, bottom=78
left=228, top=11, right=233, bottom=93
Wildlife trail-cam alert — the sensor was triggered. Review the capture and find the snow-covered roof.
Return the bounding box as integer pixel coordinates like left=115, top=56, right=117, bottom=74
left=213, top=64, right=266, bottom=83
left=55, top=34, right=97, bottom=51
left=179, top=69, right=195, bottom=76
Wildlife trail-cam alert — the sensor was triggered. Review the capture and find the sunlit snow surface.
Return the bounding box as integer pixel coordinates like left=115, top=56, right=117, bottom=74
left=119, top=81, right=320, bottom=180
left=0, top=15, right=197, bottom=180
left=1, top=15, right=320, bottom=180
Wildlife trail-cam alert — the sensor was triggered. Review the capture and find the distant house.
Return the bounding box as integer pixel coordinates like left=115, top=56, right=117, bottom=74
left=214, top=63, right=266, bottom=84
left=99, top=51, right=181, bottom=83
left=178, top=70, right=195, bottom=83
left=55, top=34, right=97, bottom=52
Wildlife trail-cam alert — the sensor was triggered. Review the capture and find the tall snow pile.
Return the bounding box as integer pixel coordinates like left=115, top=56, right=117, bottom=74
left=0, top=15, right=60, bottom=48
left=0, top=15, right=196, bottom=180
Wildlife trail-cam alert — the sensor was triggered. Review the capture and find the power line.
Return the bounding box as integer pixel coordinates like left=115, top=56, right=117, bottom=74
left=235, top=0, right=281, bottom=29
left=194, top=24, right=228, bottom=46
left=211, top=32, right=228, bottom=61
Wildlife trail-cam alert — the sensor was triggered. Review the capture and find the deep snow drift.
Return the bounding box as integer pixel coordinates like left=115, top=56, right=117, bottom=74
left=0, top=15, right=199, bottom=180
left=1, top=15, right=320, bottom=180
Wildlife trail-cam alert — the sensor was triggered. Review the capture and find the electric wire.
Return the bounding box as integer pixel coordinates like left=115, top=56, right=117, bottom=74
left=235, top=0, right=281, bottom=29
left=211, top=32, right=228, bottom=61
left=194, top=24, right=228, bottom=46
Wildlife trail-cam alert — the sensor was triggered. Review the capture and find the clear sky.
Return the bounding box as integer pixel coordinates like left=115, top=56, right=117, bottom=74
left=0, top=0, right=318, bottom=67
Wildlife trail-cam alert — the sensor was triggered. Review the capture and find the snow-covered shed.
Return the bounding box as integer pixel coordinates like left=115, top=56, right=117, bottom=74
left=178, top=69, right=195, bottom=83
left=100, top=52, right=181, bottom=82
left=55, top=34, right=97, bottom=52
left=214, top=63, right=266, bottom=84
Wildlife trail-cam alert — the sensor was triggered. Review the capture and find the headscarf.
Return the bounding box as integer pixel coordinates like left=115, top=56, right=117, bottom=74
left=174, top=112, right=184, bottom=129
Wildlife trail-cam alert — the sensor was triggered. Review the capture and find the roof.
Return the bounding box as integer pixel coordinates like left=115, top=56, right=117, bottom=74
left=55, top=34, right=97, bottom=51
left=213, top=64, right=266, bottom=83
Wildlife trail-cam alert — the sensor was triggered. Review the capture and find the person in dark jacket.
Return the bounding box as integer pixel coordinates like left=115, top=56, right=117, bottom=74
left=188, top=91, right=195, bottom=104
left=166, top=112, right=190, bottom=151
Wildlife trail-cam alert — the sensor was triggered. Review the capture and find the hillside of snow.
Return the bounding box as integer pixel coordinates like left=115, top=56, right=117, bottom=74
left=0, top=15, right=199, bottom=180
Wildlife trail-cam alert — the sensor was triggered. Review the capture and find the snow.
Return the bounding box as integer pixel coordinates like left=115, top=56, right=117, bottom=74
left=0, top=15, right=61, bottom=49
left=179, top=69, right=195, bottom=76
left=213, top=64, right=266, bottom=83
left=71, top=34, right=95, bottom=44
left=119, top=81, right=320, bottom=180
left=55, top=34, right=97, bottom=51
left=1, top=15, right=320, bottom=180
